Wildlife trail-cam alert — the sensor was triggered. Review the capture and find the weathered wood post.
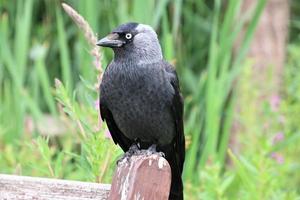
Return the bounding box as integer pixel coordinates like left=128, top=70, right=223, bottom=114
left=108, top=152, right=171, bottom=200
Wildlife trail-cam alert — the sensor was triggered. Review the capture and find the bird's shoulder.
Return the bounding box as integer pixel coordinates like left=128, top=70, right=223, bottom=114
left=160, top=60, right=180, bottom=87
left=161, top=60, right=175, bottom=73
left=140, top=59, right=177, bottom=79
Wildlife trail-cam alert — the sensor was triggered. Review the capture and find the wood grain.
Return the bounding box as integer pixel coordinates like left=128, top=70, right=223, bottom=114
left=0, top=174, right=110, bottom=200
left=108, top=152, right=171, bottom=200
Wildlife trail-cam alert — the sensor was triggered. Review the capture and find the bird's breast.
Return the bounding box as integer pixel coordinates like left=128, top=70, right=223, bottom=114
left=101, top=63, right=175, bottom=145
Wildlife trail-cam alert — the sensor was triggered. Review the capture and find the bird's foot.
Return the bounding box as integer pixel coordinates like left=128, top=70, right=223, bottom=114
left=146, top=144, right=165, bottom=157
left=117, top=143, right=140, bottom=165
left=147, top=144, right=157, bottom=153
left=128, top=143, right=140, bottom=155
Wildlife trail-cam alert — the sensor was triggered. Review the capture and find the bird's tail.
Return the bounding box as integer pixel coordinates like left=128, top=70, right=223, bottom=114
left=165, top=148, right=184, bottom=200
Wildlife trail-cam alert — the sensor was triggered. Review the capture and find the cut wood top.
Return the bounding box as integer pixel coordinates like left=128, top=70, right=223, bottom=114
left=109, top=152, right=171, bottom=200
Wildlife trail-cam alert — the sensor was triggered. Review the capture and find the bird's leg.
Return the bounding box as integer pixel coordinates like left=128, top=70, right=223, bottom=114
left=117, top=143, right=140, bottom=165
left=134, top=138, right=141, bottom=150
left=147, top=144, right=165, bottom=157
left=148, top=144, right=157, bottom=153
left=127, top=143, right=140, bottom=155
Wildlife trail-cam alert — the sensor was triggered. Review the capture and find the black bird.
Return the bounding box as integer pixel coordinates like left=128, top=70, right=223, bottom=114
left=97, top=22, right=185, bottom=200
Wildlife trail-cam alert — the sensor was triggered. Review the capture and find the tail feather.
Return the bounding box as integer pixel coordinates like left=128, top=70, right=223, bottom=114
left=163, top=146, right=184, bottom=200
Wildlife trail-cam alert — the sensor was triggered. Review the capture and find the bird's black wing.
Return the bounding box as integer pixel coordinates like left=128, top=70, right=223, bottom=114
left=163, top=62, right=185, bottom=199
left=100, top=99, right=132, bottom=152
left=163, top=61, right=185, bottom=172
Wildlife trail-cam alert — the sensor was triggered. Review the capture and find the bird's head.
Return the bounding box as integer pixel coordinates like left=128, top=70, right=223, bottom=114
left=96, top=22, right=162, bottom=63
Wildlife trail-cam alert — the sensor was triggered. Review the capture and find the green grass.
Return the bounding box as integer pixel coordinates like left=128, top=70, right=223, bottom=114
left=1, top=0, right=300, bottom=199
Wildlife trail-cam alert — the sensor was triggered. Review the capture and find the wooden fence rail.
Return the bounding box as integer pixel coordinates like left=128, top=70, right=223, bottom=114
left=0, top=153, right=171, bottom=200
left=0, top=174, right=110, bottom=200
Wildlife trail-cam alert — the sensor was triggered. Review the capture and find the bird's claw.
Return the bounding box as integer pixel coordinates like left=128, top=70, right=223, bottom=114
left=147, top=144, right=157, bottom=154
left=117, top=143, right=165, bottom=165
left=117, top=154, right=129, bottom=165
left=128, top=143, right=140, bottom=154
left=157, top=151, right=165, bottom=157
left=146, top=144, right=165, bottom=157
left=117, top=143, right=140, bottom=165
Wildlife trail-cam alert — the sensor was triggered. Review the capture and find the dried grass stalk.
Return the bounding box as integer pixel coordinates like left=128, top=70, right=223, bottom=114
left=61, top=3, right=102, bottom=86
left=61, top=3, right=103, bottom=127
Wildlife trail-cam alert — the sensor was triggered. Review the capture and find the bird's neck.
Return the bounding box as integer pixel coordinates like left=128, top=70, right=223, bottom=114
left=113, top=46, right=163, bottom=65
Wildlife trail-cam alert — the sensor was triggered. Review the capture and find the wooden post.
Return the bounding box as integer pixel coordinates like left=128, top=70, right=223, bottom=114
left=108, top=152, right=171, bottom=200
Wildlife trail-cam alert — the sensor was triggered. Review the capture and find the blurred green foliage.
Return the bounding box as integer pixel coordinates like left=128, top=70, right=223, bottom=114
left=0, top=0, right=300, bottom=199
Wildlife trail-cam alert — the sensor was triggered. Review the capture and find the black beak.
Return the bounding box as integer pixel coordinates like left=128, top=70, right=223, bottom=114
left=96, top=33, right=125, bottom=48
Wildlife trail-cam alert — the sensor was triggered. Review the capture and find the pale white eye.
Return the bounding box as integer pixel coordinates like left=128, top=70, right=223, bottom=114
left=125, top=33, right=132, bottom=40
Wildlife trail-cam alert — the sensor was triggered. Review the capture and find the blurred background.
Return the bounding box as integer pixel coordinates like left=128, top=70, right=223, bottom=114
left=0, top=0, right=300, bottom=199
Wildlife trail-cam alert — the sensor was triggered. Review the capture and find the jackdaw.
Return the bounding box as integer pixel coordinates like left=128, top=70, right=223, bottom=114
left=97, top=22, right=185, bottom=200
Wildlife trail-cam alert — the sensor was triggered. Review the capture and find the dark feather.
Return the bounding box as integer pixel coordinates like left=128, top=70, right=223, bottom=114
left=162, top=62, right=185, bottom=200
left=112, top=22, right=139, bottom=34
left=100, top=101, right=131, bottom=152
left=164, top=62, right=185, bottom=171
